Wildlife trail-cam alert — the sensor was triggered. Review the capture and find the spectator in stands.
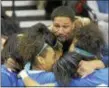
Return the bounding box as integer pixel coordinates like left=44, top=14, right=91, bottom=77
left=1, top=34, right=24, bottom=87
left=67, top=0, right=89, bottom=17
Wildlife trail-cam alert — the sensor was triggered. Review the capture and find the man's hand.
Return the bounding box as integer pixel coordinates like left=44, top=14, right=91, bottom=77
left=77, top=60, right=105, bottom=78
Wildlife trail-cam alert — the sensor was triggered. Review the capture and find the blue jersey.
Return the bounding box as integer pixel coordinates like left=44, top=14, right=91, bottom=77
left=1, top=65, right=18, bottom=87
left=17, top=70, right=56, bottom=86
left=17, top=68, right=108, bottom=87
left=68, top=68, right=108, bottom=86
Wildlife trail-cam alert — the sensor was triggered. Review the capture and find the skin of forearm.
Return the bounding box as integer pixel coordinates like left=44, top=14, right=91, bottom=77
left=23, top=77, right=40, bottom=87
left=23, top=77, right=55, bottom=87
left=91, top=60, right=105, bottom=69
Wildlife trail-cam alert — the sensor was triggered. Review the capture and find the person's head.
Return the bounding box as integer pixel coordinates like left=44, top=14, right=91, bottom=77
left=69, top=22, right=105, bottom=58
left=51, top=6, right=76, bottom=42
left=19, top=23, right=62, bottom=71
left=1, top=34, right=24, bottom=72
left=53, top=51, right=99, bottom=86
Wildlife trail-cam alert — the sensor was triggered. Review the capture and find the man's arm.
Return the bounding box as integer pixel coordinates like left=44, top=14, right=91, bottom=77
left=77, top=60, right=105, bottom=78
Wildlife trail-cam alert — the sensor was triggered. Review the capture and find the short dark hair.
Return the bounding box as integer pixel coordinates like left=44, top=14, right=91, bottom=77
left=53, top=52, right=98, bottom=86
left=51, top=6, right=75, bottom=21
left=72, top=22, right=105, bottom=58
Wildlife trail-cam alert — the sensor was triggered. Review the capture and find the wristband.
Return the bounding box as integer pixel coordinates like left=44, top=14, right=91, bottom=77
left=18, top=70, right=28, bottom=79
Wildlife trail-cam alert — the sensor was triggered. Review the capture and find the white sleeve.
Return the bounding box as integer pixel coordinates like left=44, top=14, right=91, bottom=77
left=87, top=1, right=108, bottom=22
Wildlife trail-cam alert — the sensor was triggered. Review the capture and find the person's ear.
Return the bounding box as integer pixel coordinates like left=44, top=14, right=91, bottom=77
left=37, top=56, right=45, bottom=65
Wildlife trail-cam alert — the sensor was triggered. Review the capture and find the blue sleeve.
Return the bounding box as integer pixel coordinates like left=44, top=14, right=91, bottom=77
left=17, top=78, right=25, bottom=87
left=41, top=72, right=56, bottom=83
left=69, top=68, right=108, bottom=86
left=29, top=72, right=56, bottom=84
left=1, top=73, right=12, bottom=87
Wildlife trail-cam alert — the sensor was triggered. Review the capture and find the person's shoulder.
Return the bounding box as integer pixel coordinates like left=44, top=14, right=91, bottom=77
left=94, top=68, right=108, bottom=76
left=74, top=16, right=91, bottom=29
left=1, top=73, right=12, bottom=86
left=1, top=65, right=17, bottom=77
left=28, top=70, right=55, bottom=79
left=69, top=68, right=108, bottom=86
left=28, top=71, right=55, bottom=84
left=1, top=67, right=12, bottom=86
left=1, top=65, right=9, bottom=75
left=39, top=71, right=55, bottom=79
